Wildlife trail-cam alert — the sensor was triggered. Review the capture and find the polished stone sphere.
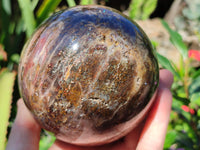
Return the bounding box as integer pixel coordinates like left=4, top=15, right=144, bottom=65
left=18, top=5, right=159, bottom=146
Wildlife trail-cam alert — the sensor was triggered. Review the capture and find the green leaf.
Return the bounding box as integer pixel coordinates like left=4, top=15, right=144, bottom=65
left=161, top=20, right=188, bottom=59
left=189, top=76, right=200, bottom=95
left=15, top=18, right=24, bottom=35
left=164, top=130, right=176, bottom=149
left=178, top=54, right=185, bottom=78
left=156, top=52, right=181, bottom=79
left=129, top=0, right=157, bottom=20
left=197, top=109, right=200, bottom=117
left=39, top=132, right=56, bottom=150
left=175, top=131, right=195, bottom=149
left=0, top=69, right=16, bottom=150
left=172, top=94, right=190, bottom=105
left=129, top=0, right=143, bottom=19
left=0, top=45, right=7, bottom=61
left=10, top=53, right=20, bottom=64
left=142, top=0, right=157, bottom=20
left=18, top=0, right=36, bottom=37
left=2, top=0, right=11, bottom=15
left=0, top=1, right=11, bottom=47
left=66, top=0, right=76, bottom=7
left=151, top=40, right=159, bottom=49
left=190, top=93, right=200, bottom=108
left=80, top=0, right=93, bottom=5
left=36, top=0, right=62, bottom=25
left=31, top=0, right=39, bottom=10
left=191, top=68, right=200, bottom=79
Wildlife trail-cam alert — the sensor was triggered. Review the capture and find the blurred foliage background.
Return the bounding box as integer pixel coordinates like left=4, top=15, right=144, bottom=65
left=1, top=0, right=200, bottom=149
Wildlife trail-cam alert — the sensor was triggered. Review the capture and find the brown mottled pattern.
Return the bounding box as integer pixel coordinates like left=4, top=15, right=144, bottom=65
left=18, top=5, right=159, bottom=140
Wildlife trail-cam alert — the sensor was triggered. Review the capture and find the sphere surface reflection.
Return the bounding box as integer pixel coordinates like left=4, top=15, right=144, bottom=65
left=18, top=5, right=159, bottom=146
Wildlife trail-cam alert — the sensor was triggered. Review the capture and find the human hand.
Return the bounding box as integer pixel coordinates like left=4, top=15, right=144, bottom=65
left=6, top=69, right=173, bottom=150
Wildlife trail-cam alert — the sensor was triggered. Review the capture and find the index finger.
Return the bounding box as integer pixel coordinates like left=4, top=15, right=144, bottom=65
left=6, top=99, right=41, bottom=150
left=136, top=69, right=173, bottom=149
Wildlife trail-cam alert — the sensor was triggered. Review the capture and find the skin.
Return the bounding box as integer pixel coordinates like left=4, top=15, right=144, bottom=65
left=6, top=69, right=173, bottom=150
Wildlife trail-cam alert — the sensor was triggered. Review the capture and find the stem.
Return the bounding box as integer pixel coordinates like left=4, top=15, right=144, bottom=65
left=183, top=58, right=190, bottom=98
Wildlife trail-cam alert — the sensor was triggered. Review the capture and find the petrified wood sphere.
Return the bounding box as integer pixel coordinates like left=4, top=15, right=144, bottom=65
left=18, top=5, right=159, bottom=146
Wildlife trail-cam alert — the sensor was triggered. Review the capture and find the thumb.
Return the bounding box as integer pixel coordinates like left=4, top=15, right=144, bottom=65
left=136, top=69, right=173, bottom=150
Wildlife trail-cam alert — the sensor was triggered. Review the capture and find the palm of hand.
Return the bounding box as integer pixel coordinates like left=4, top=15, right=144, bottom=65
left=6, top=69, right=173, bottom=150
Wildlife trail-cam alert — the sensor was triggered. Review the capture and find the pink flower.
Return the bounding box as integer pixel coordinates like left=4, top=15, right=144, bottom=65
left=189, top=109, right=195, bottom=115
left=188, top=49, right=200, bottom=61
left=181, top=105, right=190, bottom=112
left=181, top=105, right=195, bottom=115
